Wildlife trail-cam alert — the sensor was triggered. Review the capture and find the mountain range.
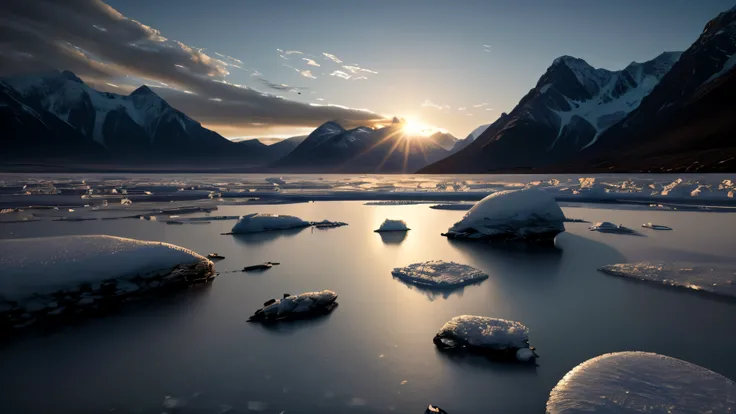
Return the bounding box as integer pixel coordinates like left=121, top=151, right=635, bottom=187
left=420, top=6, right=736, bottom=173
left=1, top=6, right=734, bottom=173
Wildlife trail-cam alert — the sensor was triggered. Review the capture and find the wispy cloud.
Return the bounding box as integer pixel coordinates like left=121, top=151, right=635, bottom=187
left=0, top=0, right=387, bottom=133
left=458, top=107, right=467, bottom=111
left=421, top=99, right=450, bottom=111
left=214, top=51, right=244, bottom=65
left=284, top=50, right=303, bottom=55
left=473, top=103, right=488, bottom=108
left=352, top=76, right=368, bottom=81
left=342, top=65, right=378, bottom=74
left=483, top=44, right=491, bottom=53
left=299, top=70, right=316, bottom=79
left=485, top=107, right=494, bottom=111
left=330, top=70, right=352, bottom=80
left=323, top=52, right=343, bottom=64
left=302, top=58, right=320, bottom=67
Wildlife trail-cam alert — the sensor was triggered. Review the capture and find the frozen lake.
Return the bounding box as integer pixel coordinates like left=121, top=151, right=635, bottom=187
left=1, top=198, right=736, bottom=413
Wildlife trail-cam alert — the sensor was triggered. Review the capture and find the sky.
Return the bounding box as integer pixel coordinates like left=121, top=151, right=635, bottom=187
left=1, top=0, right=733, bottom=139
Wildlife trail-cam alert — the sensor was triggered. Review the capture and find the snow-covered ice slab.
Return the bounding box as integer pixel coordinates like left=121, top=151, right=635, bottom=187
left=375, top=219, right=410, bottom=232
left=443, top=188, right=565, bottom=243
left=433, top=315, right=536, bottom=362
left=0, top=235, right=215, bottom=330
left=231, top=213, right=311, bottom=234
left=248, top=290, right=338, bottom=322
left=392, top=261, right=488, bottom=289
left=588, top=222, right=637, bottom=234
left=599, top=262, right=736, bottom=299
left=546, top=352, right=736, bottom=413
left=641, top=222, right=672, bottom=230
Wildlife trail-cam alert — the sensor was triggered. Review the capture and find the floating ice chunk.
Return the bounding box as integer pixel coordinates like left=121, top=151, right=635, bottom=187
left=248, top=290, right=338, bottom=322
left=588, top=222, right=636, bottom=234
left=598, top=262, right=736, bottom=299
left=546, top=352, right=736, bottom=413
left=641, top=222, right=672, bottom=230
left=443, top=188, right=565, bottom=243
left=433, top=315, right=536, bottom=361
left=375, top=219, right=410, bottom=232
left=391, top=261, right=488, bottom=288
left=120, top=198, right=132, bottom=205
left=231, top=213, right=310, bottom=234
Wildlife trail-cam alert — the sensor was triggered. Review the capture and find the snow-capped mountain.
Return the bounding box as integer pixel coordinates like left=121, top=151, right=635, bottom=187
left=0, top=70, right=270, bottom=164
left=272, top=121, right=449, bottom=173
left=420, top=51, right=682, bottom=173
left=581, top=6, right=736, bottom=172
left=450, top=123, right=491, bottom=153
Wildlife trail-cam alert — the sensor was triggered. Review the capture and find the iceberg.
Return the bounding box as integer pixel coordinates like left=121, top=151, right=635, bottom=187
left=248, top=290, right=338, bottom=322
left=391, top=261, right=488, bottom=288
left=0, top=235, right=215, bottom=330
left=433, top=315, right=537, bottom=362
left=546, top=352, right=736, bottom=413
left=375, top=219, right=410, bottom=232
left=442, top=188, right=565, bottom=243
left=230, top=213, right=310, bottom=234
left=598, top=262, right=736, bottom=299
left=588, top=222, right=636, bottom=234
left=641, top=222, right=672, bottom=230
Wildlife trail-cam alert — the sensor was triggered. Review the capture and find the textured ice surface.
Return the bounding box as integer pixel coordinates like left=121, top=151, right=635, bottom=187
left=599, top=262, right=736, bottom=298
left=231, top=213, right=310, bottom=234
left=445, top=188, right=565, bottom=241
left=249, top=290, right=338, bottom=321
left=546, top=352, right=736, bottom=413
left=375, top=219, right=409, bottom=232
left=588, top=222, right=636, bottom=234
left=392, top=261, right=488, bottom=288
left=0, top=235, right=206, bottom=301
left=435, top=315, right=529, bottom=350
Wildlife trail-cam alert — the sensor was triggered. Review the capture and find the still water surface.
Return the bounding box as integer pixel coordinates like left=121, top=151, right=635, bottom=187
left=1, top=202, right=735, bottom=413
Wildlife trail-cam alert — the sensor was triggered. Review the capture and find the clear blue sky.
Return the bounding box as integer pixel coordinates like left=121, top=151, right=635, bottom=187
left=13, top=0, right=736, bottom=138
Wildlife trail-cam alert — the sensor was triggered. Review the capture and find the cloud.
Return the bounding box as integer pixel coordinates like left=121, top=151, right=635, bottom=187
left=458, top=107, right=467, bottom=111
left=259, top=79, right=296, bottom=91
left=299, top=70, right=316, bottom=79
left=0, top=0, right=387, bottom=133
left=473, top=103, right=488, bottom=108
left=302, top=58, right=320, bottom=67
left=316, top=98, right=324, bottom=101
left=330, top=70, right=352, bottom=80
left=284, top=50, right=303, bottom=55
left=485, top=107, right=494, bottom=111
left=352, top=76, right=368, bottom=81
left=483, top=44, right=491, bottom=52
left=322, top=52, right=343, bottom=63
left=342, top=65, right=378, bottom=75
left=421, top=99, right=450, bottom=111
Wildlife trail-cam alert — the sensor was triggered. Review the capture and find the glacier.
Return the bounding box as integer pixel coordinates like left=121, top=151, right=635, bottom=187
left=546, top=352, right=736, bottom=413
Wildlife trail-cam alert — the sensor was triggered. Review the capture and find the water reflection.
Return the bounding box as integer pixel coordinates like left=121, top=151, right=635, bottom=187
left=379, top=231, right=407, bottom=244
left=434, top=348, right=539, bottom=374
left=392, top=277, right=485, bottom=301
left=230, top=227, right=306, bottom=245
left=250, top=305, right=338, bottom=335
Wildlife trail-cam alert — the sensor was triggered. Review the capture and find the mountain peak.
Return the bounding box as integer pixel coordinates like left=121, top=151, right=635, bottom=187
left=551, top=55, right=590, bottom=69
left=131, top=85, right=158, bottom=97
left=60, top=70, right=83, bottom=83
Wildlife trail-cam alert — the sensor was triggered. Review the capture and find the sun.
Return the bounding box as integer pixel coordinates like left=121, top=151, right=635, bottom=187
left=401, top=118, right=435, bottom=137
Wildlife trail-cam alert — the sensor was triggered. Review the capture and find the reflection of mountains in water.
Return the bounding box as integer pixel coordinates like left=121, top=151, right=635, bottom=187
left=392, top=276, right=485, bottom=301
left=230, top=227, right=306, bottom=245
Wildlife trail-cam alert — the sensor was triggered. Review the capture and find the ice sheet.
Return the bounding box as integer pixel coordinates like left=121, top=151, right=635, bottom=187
left=599, top=262, right=736, bottom=298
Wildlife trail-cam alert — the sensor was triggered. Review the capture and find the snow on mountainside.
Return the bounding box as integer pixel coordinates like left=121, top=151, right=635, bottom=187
left=450, top=123, right=490, bottom=153
left=419, top=51, right=682, bottom=173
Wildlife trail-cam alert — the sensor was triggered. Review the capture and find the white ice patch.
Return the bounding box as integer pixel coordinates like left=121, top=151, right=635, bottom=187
left=598, top=262, right=736, bottom=299
left=445, top=187, right=565, bottom=240
left=231, top=213, right=310, bottom=234
left=546, top=351, right=736, bottom=413
left=0, top=235, right=206, bottom=301
left=391, top=261, right=488, bottom=288
left=257, top=290, right=337, bottom=318
left=375, top=219, right=409, bottom=232
left=436, top=315, right=530, bottom=350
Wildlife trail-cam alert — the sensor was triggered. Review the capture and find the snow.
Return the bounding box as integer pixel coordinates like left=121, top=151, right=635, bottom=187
left=391, top=261, right=488, bottom=288
left=588, top=222, right=635, bottom=234
left=444, top=187, right=565, bottom=241
left=375, top=219, right=409, bottom=232
left=468, top=123, right=491, bottom=140
left=230, top=213, right=310, bottom=234
left=0, top=235, right=206, bottom=302
left=705, top=51, right=736, bottom=84
left=435, top=315, right=530, bottom=350
left=546, top=351, right=736, bottom=413
left=249, top=290, right=338, bottom=321
left=598, top=262, right=736, bottom=299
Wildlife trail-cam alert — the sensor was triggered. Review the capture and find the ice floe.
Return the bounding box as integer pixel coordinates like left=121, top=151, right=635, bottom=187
left=433, top=315, right=536, bottom=361
left=0, top=235, right=215, bottom=330
left=231, top=213, right=311, bottom=234
left=598, top=262, right=736, bottom=299
left=248, top=290, right=338, bottom=322
left=641, top=222, right=672, bottom=230
left=375, top=219, right=410, bottom=232
left=546, top=351, right=736, bottom=413
left=588, top=222, right=637, bottom=234
left=443, top=188, right=565, bottom=243
left=391, top=261, right=488, bottom=288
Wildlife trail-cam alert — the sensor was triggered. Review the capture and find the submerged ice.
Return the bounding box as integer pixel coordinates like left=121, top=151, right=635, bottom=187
left=391, top=261, right=488, bottom=288
left=598, top=262, right=736, bottom=298
left=443, top=188, right=565, bottom=242
left=546, top=351, right=736, bottom=413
